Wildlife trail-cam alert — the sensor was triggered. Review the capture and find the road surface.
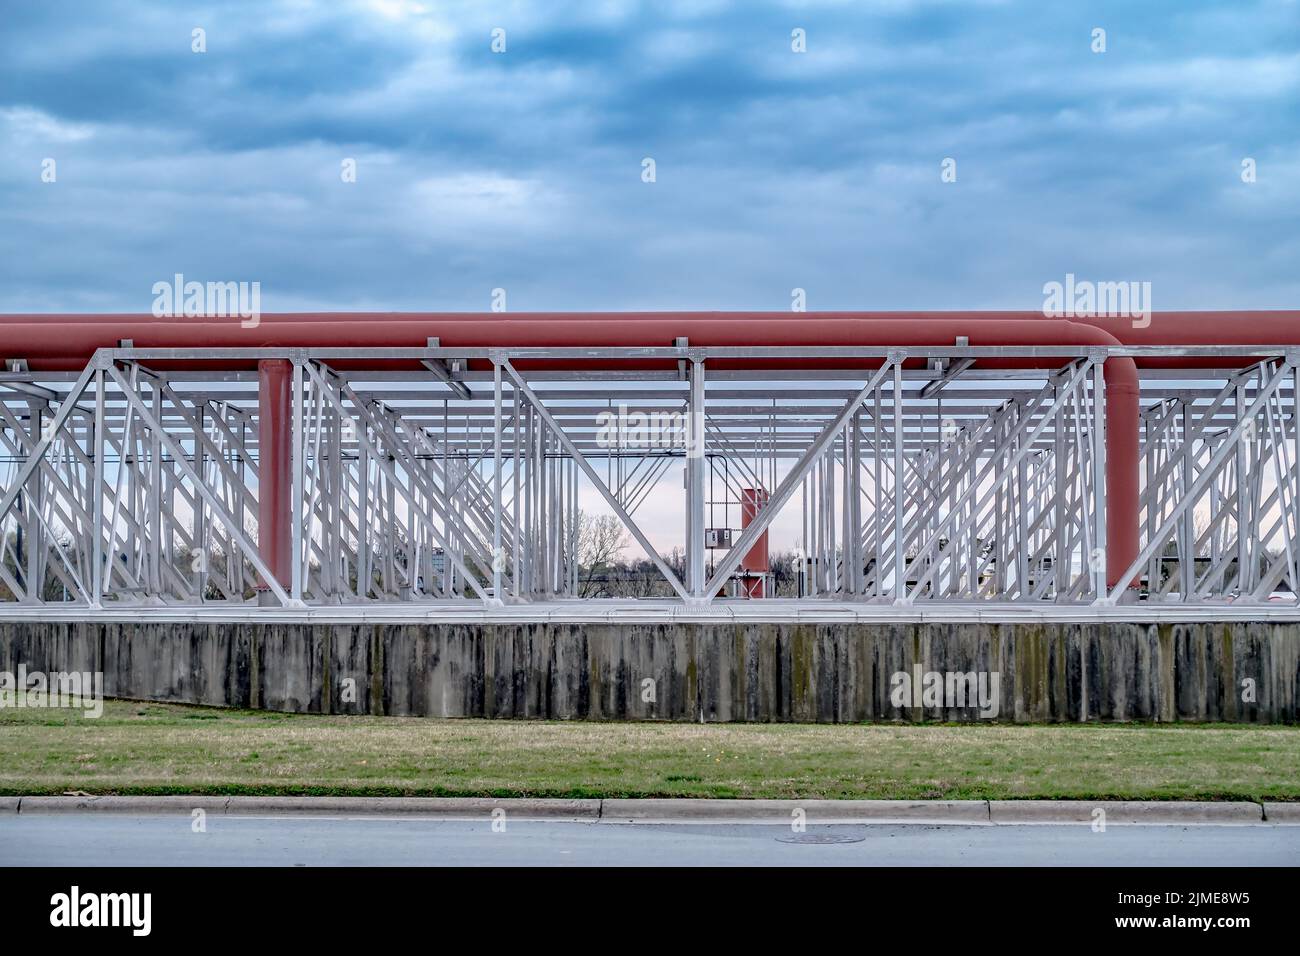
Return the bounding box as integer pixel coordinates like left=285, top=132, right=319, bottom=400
left=2, top=815, right=1298, bottom=866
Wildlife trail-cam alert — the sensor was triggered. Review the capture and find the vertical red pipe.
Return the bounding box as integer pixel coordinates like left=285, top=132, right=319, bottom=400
left=740, top=488, right=769, bottom=598
left=257, top=359, right=292, bottom=590
left=1104, top=363, right=1140, bottom=590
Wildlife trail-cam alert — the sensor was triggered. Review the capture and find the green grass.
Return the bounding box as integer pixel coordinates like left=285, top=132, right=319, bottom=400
left=2, top=699, right=1298, bottom=801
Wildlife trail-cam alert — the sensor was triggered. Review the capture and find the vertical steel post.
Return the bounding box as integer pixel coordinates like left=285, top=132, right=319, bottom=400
left=358, top=417, right=370, bottom=599
left=1091, top=360, right=1108, bottom=601
left=874, top=389, right=883, bottom=598
left=513, top=395, right=522, bottom=599
left=148, top=388, right=162, bottom=595
left=91, top=369, right=105, bottom=607
left=1235, top=381, right=1250, bottom=593
left=194, top=403, right=207, bottom=599
left=492, top=359, right=503, bottom=600
left=1054, top=382, right=1067, bottom=597
left=1180, top=403, right=1195, bottom=598
left=1294, top=364, right=1300, bottom=599
left=687, top=358, right=705, bottom=596
left=1016, top=416, right=1029, bottom=597
left=290, top=360, right=304, bottom=602
left=892, top=362, right=906, bottom=601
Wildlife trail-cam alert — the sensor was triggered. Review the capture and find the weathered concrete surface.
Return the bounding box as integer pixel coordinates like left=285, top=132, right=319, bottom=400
left=1, top=620, right=1297, bottom=722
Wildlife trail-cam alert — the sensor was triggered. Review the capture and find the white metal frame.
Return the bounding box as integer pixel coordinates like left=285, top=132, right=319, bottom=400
left=0, top=343, right=1295, bottom=615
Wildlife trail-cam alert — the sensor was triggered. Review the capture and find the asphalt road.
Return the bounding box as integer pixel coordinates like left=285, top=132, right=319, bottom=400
left=3, top=815, right=1298, bottom=866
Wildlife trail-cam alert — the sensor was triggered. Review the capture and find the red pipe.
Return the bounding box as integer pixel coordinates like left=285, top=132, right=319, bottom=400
left=256, top=359, right=292, bottom=591
left=739, top=488, right=769, bottom=598
left=4, top=310, right=1293, bottom=369
left=6, top=308, right=1293, bottom=340
left=1067, top=313, right=1300, bottom=366
left=0, top=315, right=1124, bottom=371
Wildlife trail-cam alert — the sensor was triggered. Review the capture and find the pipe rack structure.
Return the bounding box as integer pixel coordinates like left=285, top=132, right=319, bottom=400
left=0, top=311, right=1297, bottom=614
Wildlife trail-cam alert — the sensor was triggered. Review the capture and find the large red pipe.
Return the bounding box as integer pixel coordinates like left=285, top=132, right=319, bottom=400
left=739, top=488, right=769, bottom=598
left=0, top=314, right=1122, bottom=371
left=5, top=308, right=1294, bottom=353
left=1066, top=313, right=1300, bottom=367
left=2, top=310, right=1293, bottom=370
left=257, top=359, right=292, bottom=591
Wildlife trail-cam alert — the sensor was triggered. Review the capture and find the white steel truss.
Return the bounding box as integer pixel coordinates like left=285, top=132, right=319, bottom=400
left=0, top=343, right=1295, bottom=612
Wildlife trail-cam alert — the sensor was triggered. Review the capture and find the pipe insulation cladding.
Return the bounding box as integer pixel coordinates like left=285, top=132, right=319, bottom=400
left=3, top=310, right=1298, bottom=592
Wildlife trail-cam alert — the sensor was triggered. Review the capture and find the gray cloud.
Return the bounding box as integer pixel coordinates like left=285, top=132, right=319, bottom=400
left=1, top=0, right=1296, bottom=313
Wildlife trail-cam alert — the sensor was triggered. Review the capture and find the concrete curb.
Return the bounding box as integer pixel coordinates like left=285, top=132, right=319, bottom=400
left=224, top=796, right=600, bottom=820
left=9, top=795, right=600, bottom=820
left=17, top=795, right=231, bottom=815
left=601, top=798, right=991, bottom=825
left=988, top=800, right=1266, bottom=826
left=6, top=796, right=1294, bottom=824
left=1263, top=803, right=1300, bottom=824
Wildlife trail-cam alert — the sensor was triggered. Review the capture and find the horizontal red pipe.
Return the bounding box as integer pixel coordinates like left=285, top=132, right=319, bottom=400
left=4, top=309, right=1295, bottom=340
left=1066, top=313, right=1300, bottom=367
left=3, top=310, right=1294, bottom=370
left=3, top=308, right=1294, bottom=331
left=0, top=314, right=1139, bottom=372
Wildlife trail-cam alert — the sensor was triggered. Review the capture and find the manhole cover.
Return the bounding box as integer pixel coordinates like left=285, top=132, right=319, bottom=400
left=775, top=833, right=865, bottom=845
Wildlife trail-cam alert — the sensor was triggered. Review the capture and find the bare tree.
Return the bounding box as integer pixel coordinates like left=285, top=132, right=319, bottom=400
left=768, top=549, right=799, bottom=597
left=577, top=511, right=629, bottom=597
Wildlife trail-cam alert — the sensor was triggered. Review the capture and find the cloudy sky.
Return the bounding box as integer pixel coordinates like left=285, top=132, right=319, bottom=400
left=2, top=0, right=1297, bottom=316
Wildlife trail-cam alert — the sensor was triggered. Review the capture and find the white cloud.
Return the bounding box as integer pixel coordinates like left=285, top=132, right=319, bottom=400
left=1092, top=54, right=1300, bottom=99
left=0, top=107, right=95, bottom=143
left=411, top=173, right=558, bottom=220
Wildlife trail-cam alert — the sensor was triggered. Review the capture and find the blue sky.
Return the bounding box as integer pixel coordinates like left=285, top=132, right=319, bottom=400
left=1, top=0, right=1297, bottom=314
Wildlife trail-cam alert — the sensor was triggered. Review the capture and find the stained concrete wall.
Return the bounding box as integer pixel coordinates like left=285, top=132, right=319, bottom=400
left=0, top=620, right=1296, bottom=722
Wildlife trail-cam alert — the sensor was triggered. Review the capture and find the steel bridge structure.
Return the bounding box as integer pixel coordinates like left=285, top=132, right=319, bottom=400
left=1, top=312, right=1299, bottom=618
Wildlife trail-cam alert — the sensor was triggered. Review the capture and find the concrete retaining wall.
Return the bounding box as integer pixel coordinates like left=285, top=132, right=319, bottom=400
left=1, top=620, right=1297, bottom=722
